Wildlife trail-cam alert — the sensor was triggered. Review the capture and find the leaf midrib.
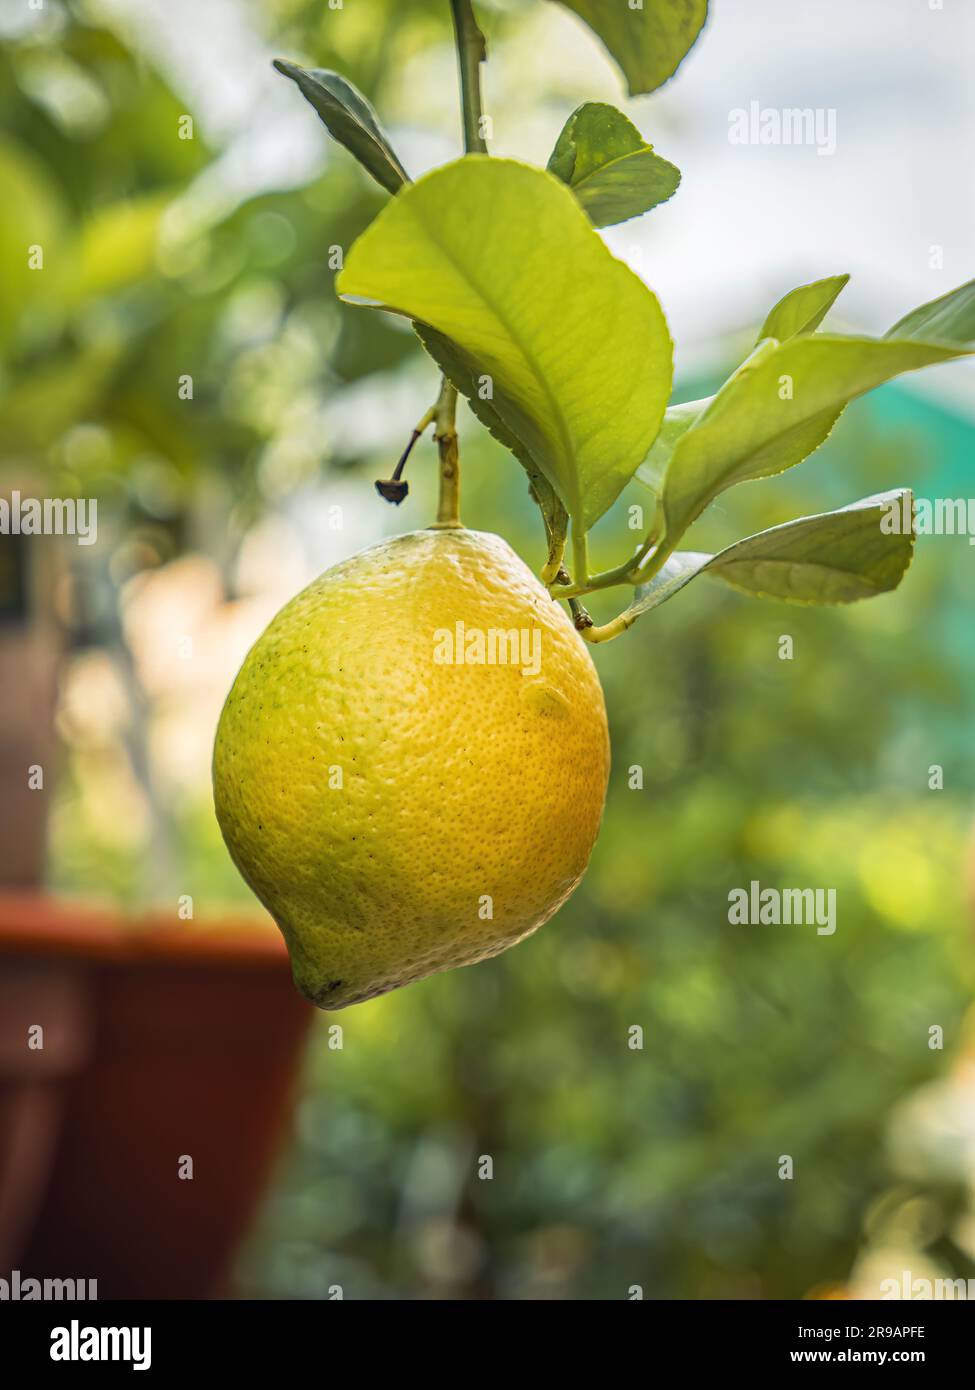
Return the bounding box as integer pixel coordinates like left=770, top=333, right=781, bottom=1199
left=571, top=144, right=669, bottom=198
left=715, top=554, right=889, bottom=590
left=324, top=90, right=406, bottom=181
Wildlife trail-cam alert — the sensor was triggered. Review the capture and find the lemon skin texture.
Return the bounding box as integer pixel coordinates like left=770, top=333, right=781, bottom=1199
left=213, top=527, right=610, bottom=1009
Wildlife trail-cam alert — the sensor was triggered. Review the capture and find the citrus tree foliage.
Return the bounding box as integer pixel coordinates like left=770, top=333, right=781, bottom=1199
left=5, top=0, right=974, bottom=1303
left=276, top=7, right=973, bottom=641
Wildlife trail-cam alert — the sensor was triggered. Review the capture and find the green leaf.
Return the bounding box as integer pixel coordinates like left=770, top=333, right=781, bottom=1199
left=273, top=60, right=409, bottom=195
left=641, top=314, right=974, bottom=545
left=337, top=157, right=672, bottom=530
left=546, top=102, right=680, bottom=228
left=626, top=490, right=915, bottom=619
left=2, top=342, right=121, bottom=452
left=625, top=550, right=708, bottom=614
left=637, top=396, right=711, bottom=494
left=59, top=194, right=169, bottom=307
left=0, top=137, right=66, bottom=346
left=758, top=273, right=849, bottom=343
left=551, top=0, right=708, bottom=96
left=886, top=277, right=975, bottom=344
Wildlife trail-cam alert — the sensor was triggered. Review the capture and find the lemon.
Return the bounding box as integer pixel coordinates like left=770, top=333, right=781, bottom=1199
left=213, top=527, right=609, bottom=1008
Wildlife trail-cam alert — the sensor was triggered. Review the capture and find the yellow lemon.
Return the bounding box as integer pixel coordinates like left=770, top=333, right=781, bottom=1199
left=213, top=527, right=609, bottom=1008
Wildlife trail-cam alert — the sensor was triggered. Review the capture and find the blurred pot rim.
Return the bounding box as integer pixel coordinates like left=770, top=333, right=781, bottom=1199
left=0, top=891, right=287, bottom=969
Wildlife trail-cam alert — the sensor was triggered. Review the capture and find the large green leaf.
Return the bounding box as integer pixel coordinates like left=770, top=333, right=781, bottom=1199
left=551, top=0, right=708, bottom=96
left=640, top=288, right=975, bottom=544
left=626, top=491, right=915, bottom=620
left=547, top=102, right=680, bottom=228
left=758, top=273, right=849, bottom=342
left=337, top=157, right=673, bottom=529
left=273, top=60, right=409, bottom=195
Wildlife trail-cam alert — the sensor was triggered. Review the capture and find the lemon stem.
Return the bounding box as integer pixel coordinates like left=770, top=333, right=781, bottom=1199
left=569, top=597, right=593, bottom=631
left=431, top=377, right=462, bottom=529
left=571, top=529, right=591, bottom=589
left=578, top=611, right=635, bottom=644
left=427, top=3, right=485, bottom=532
left=450, top=0, right=488, bottom=155
left=574, top=531, right=679, bottom=642
left=556, top=512, right=663, bottom=598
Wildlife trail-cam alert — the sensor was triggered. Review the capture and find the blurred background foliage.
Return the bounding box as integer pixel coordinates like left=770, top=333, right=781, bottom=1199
left=2, top=0, right=974, bottom=1299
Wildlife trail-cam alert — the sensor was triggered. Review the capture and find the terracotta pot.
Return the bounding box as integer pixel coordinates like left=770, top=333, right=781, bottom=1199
left=0, top=892, right=314, bottom=1299
left=0, top=529, right=62, bottom=888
